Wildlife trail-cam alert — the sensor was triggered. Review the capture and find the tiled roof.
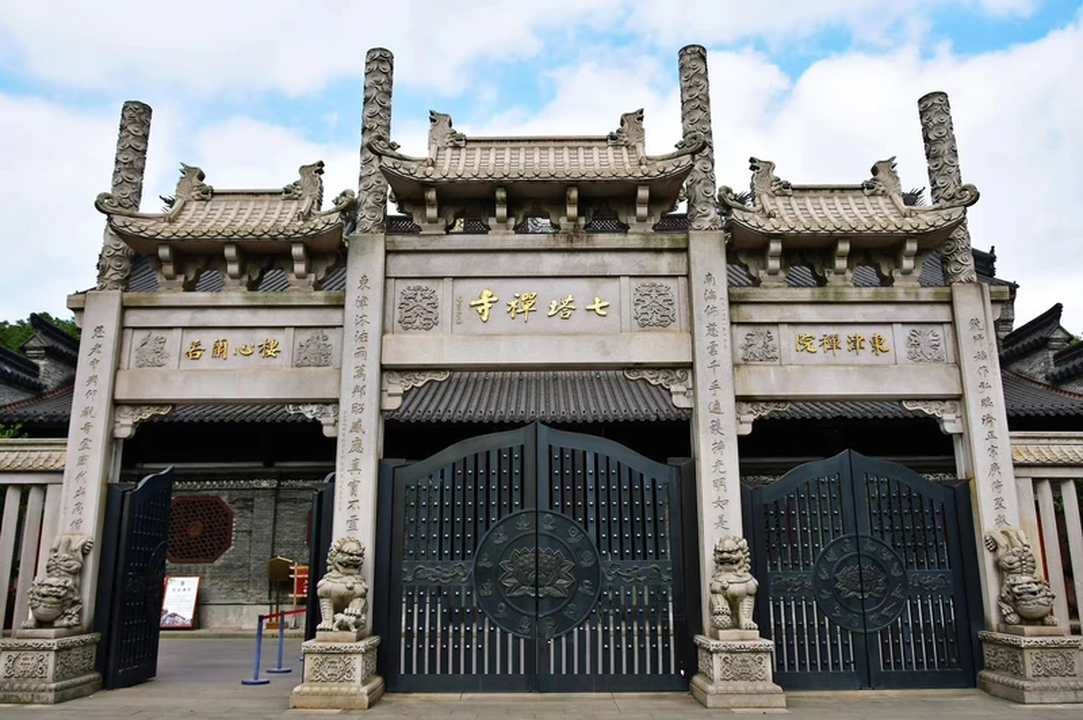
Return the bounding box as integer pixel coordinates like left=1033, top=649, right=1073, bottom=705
left=96, top=161, right=354, bottom=250
left=0, top=345, right=44, bottom=393
left=0, top=384, right=73, bottom=423
left=1011, top=434, right=1083, bottom=465
left=0, top=439, right=66, bottom=471
left=720, top=157, right=976, bottom=240
left=371, top=110, right=702, bottom=187
left=767, top=401, right=917, bottom=420
left=24, top=314, right=80, bottom=365
left=387, top=370, right=689, bottom=424
left=1000, top=371, right=1083, bottom=417
left=1001, top=304, right=1065, bottom=362
left=1049, top=341, right=1083, bottom=384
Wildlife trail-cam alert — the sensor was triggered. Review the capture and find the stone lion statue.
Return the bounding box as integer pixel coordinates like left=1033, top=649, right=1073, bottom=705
left=984, top=527, right=1057, bottom=626
left=316, top=537, right=369, bottom=634
left=709, top=536, right=759, bottom=633
left=24, top=533, right=93, bottom=630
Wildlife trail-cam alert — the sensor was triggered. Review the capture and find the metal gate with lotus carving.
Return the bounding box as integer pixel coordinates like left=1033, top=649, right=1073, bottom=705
left=375, top=423, right=696, bottom=692
left=744, top=450, right=981, bottom=690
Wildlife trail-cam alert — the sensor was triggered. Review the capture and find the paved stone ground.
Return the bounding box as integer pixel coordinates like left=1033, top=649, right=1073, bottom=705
left=1, top=639, right=1080, bottom=719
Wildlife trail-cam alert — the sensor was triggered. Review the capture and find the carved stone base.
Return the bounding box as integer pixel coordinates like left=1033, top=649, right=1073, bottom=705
left=689, top=634, right=786, bottom=709
left=977, top=630, right=1083, bottom=704
left=290, top=636, right=384, bottom=710
left=315, top=629, right=364, bottom=644
left=0, top=633, right=101, bottom=704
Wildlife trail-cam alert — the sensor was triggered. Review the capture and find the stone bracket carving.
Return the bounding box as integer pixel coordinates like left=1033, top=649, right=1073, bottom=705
left=901, top=399, right=963, bottom=434
left=113, top=405, right=173, bottom=439
left=380, top=371, right=451, bottom=411
left=735, top=402, right=790, bottom=436
left=286, top=404, right=339, bottom=438
left=622, top=368, right=693, bottom=409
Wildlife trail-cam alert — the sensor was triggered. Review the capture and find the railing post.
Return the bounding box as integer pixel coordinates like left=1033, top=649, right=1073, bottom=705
left=241, top=615, right=271, bottom=685
left=266, top=612, right=292, bottom=674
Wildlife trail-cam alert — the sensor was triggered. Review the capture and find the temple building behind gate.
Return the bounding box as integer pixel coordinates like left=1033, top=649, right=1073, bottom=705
left=1, top=45, right=1082, bottom=708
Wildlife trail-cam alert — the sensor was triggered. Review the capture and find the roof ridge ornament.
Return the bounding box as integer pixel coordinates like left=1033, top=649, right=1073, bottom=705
left=607, top=109, right=645, bottom=151
left=282, top=160, right=325, bottom=220
left=429, top=111, right=466, bottom=150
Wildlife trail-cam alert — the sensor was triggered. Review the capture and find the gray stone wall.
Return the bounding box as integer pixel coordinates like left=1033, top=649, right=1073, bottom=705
left=165, top=480, right=324, bottom=626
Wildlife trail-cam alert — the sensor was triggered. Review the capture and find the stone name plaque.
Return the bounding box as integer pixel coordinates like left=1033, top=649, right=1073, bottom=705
left=123, top=328, right=342, bottom=369
left=733, top=323, right=953, bottom=366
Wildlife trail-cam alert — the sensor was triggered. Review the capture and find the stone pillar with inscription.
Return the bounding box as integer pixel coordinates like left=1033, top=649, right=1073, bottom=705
left=291, top=47, right=392, bottom=712
left=0, top=293, right=123, bottom=703
left=679, top=44, right=784, bottom=709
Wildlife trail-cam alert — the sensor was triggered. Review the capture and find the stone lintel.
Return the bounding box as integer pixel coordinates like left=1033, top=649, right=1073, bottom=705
left=977, top=630, right=1083, bottom=704
left=690, top=634, right=786, bottom=709
left=0, top=633, right=101, bottom=705
left=290, top=636, right=384, bottom=710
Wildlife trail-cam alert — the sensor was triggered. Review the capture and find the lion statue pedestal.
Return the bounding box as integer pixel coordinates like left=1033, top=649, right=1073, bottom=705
left=0, top=534, right=102, bottom=705
left=290, top=538, right=384, bottom=711
left=690, top=536, right=786, bottom=709
left=977, top=528, right=1083, bottom=704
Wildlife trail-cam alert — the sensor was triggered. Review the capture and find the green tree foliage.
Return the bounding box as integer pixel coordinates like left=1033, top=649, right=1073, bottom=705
left=0, top=313, right=79, bottom=353
left=0, top=423, right=26, bottom=439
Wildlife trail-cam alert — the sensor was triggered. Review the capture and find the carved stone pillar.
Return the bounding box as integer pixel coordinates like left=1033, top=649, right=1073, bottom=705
left=678, top=45, right=720, bottom=233
left=96, top=101, right=151, bottom=291
left=356, top=48, right=393, bottom=234
left=952, top=283, right=1021, bottom=628
left=290, top=49, right=392, bottom=711
left=0, top=295, right=121, bottom=703
left=918, top=91, right=977, bottom=284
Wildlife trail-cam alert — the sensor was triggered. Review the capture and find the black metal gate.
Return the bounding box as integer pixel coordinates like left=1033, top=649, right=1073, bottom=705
left=95, top=467, right=174, bottom=689
left=744, top=450, right=981, bottom=690
left=375, top=422, right=696, bottom=692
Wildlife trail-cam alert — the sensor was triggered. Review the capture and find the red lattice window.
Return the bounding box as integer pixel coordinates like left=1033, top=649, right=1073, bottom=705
left=168, top=497, right=234, bottom=563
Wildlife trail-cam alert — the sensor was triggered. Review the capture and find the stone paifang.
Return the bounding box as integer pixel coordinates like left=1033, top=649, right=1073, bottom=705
left=7, top=41, right=1083, bottom=713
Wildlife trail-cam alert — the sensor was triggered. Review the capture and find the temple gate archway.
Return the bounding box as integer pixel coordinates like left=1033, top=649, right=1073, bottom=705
left=374, top=422, right=698, bottom=692
left=744, top=450, right=982, bottom=690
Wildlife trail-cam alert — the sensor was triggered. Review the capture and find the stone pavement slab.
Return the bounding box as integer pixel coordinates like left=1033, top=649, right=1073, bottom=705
left=0, top=639, right=1080, bottom=719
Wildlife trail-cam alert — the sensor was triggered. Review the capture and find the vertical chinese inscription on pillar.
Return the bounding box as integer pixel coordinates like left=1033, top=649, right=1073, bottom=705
left=966, top=315, right=1011, bottom=527
left=66, top=324, right=109, bottom=533
left=701, top=272, right=731, bottom=532
left=339, top=273, right=374, bottom=537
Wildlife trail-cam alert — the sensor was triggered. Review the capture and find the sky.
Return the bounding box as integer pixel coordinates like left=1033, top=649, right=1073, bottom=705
left=0, top=0, right=1080, bottom=333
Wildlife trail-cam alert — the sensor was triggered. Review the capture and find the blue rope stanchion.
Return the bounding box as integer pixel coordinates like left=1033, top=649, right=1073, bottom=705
left=241, top=615, right=271, bottom=685
left=265, top=613, right=292, bottom=674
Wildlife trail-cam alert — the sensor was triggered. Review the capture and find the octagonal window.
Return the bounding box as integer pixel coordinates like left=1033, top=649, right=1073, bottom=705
left=167, top=497, right=234, bottom=563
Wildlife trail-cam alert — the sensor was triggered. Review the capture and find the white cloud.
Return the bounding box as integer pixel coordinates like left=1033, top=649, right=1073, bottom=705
left=0, top=5, right=1079, bottom=336
left=0, top=0, right=621, bottom=96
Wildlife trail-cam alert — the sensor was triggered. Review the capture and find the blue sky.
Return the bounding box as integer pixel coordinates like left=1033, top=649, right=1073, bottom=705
left=0, top=0, right=1081, bottom=332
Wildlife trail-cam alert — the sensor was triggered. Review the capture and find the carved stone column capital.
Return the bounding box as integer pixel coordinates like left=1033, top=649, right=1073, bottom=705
left=678, top=45, right=720, bottom=232
left=112, top=405, right=173, bottom=439
left=901, top=399, right=963, bottom=434
left=286, top=403, right=339, bottom=438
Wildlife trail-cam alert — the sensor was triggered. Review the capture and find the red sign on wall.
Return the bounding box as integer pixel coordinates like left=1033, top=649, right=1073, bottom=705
left=293, top=566, right=309, bottom=598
